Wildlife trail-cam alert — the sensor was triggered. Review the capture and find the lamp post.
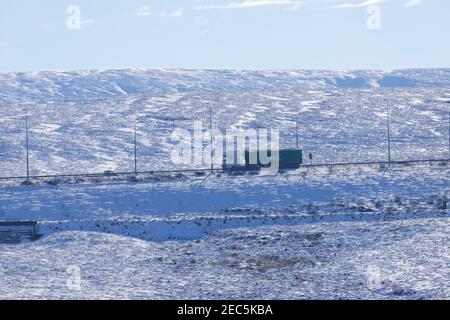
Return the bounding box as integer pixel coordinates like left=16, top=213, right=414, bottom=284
left=386, top=102, right=391, bottom=165
left=134, top=121, right=138, bottom=175
left=447, top=100, right=450, bottom=160
left=25, top=114, right=30, bottom=180
left=209, top=105, right=214, bottom=174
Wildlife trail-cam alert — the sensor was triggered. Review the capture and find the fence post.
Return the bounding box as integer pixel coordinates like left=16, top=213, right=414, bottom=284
left=209, top=104, right=214, bottom=174
left=134, top=122, right=138, bottom=175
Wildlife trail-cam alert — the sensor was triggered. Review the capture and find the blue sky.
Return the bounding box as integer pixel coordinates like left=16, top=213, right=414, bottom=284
left=0, top=0, right=448, bottom=72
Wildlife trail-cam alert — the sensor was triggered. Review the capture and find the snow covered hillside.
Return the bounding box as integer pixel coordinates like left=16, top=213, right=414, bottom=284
left=1, top=69, right=448, bottom=102
left=0, top=69, right=449, bottom=176
left=1, top=218, right=448, bottom=299
left=0, top=68, right=449, bottom=300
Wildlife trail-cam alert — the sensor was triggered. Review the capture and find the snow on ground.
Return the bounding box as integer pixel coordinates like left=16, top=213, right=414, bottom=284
left=0, top=70, right=449, bottom=176
left=0, top=217, right=448, bottom=300
left=0, top=69, right=449, bottom=299
left=0, top=161, right=448, bottom=299
left=0, top=162, right=448, bottom=223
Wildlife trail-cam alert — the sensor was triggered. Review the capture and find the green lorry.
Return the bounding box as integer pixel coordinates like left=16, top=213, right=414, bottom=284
left=245, top=149, right=303, bottom=169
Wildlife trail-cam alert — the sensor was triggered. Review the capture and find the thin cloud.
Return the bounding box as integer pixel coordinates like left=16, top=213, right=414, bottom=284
left=196, top=0, right=304, bottom=10
left=328, top=0, right=388, bottom=9
left=404, top=0, right=422, bottom=7
left=160, top=9, right=184, bottom=18
left=136, top=6, right=151, bottom=16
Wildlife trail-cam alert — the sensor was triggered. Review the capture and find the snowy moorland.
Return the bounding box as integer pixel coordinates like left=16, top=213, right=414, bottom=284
left=1, top=218, right=448, bottom=300
left=0, top=68, right=449, bottom=176
left=0, top=68, right=449, bottom=299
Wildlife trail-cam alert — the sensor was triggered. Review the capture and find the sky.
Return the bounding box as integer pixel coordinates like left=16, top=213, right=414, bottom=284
left=0, top=0, right=448, bottom=72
